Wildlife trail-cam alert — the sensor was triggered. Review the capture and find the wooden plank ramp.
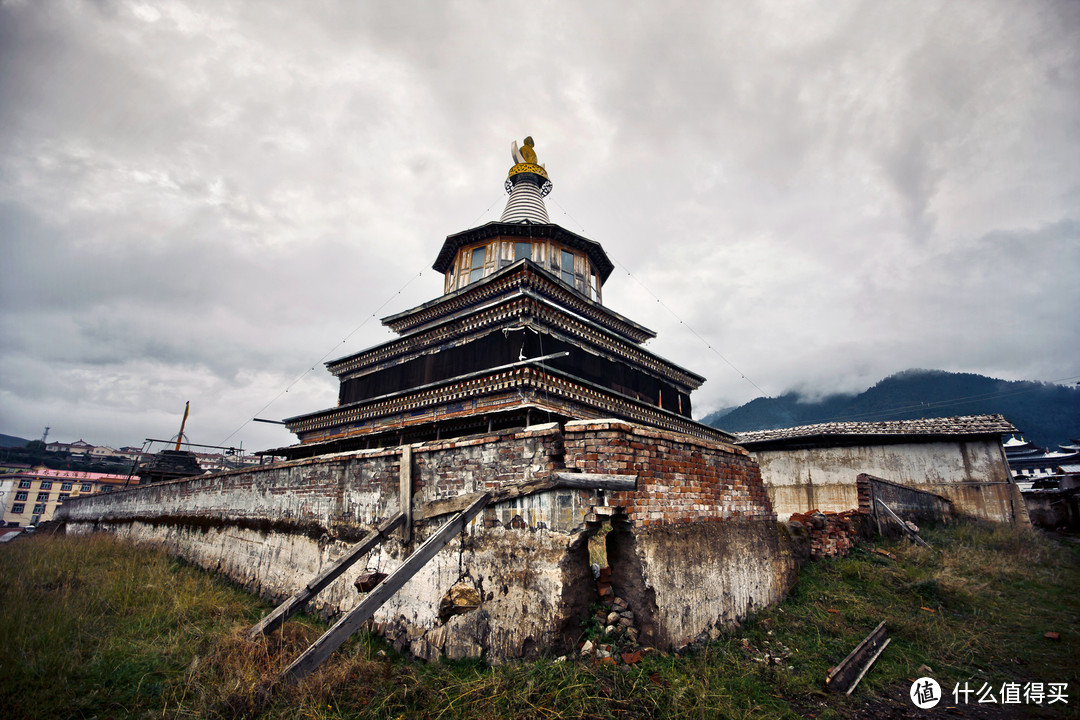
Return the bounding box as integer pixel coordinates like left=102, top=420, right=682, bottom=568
left=248, top=512, right=406, bottom=640
left=281, top=492, right=491, bottom=684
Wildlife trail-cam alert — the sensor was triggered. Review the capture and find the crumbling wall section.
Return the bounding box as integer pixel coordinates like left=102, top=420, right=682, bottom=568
left=785, top=510, right=862, bottom=560
left=63, top=424, right=594, bottom=662
left=564, top=420, right=793, bottom=649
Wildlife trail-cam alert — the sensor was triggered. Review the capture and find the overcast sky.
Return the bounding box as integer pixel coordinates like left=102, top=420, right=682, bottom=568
left=1, top=0, right=1077, bottom=452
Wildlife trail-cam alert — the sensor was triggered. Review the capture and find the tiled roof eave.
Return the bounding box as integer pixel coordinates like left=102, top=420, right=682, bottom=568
left=378, top=260, right=655, bottom=342
left=283, top=363, right=732, bottom=444
left=326, top=288, right=703, bottom=390
left=736, top=414, right=1018, bottom=449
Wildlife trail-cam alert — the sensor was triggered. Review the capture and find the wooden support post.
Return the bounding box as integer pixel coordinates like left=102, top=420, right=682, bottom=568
left=281, top=493, right=490, bottom=684
left=871, top=481, right=882, bottom=537
left=399, top=445, right=412, bottom=544
left=248, top=513, right=405, bottom=640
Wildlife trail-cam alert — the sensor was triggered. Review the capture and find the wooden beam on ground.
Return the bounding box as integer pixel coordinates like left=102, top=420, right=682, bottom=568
left=875, top=498, right=934, bottom=550
left=281, top=493, right=491, bottom=684
left=415, top=472, right=636, bottom=521
left=248, top=513, right=404, bottom=640
left=825, top=621, right=890, bottom=695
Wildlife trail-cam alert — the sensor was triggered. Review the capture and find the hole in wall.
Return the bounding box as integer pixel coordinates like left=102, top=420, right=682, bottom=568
left=578, top=509, right=657, bottom=651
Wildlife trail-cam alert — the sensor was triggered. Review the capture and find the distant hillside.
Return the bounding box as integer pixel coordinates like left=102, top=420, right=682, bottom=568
left=703, top=369, right=1080, bottom=450
left=0, top=433, right=30, bottom=449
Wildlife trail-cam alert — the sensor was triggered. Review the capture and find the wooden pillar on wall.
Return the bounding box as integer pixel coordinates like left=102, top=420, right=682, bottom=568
left=399, top=445, right=413, bottom=543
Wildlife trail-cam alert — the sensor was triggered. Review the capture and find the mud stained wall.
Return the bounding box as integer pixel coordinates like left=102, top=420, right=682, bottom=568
left=752, top=438, right=1026, bottom=524
left=630, top=519, right=792, bottom=648
left=60, top=423, right=565, bottom=539
left=62, top=419, right=795, bottom=662
left=68, top=492, right=598, bottom=663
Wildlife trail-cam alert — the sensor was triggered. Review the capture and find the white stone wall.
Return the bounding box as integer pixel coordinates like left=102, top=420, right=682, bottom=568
left=752, top=438, right=1025, bottom=523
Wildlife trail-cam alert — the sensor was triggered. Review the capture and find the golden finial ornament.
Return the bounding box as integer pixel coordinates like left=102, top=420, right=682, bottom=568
left=508, top=136, right=549, bottom=182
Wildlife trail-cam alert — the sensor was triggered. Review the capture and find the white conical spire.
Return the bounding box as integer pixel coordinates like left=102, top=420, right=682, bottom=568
left=500, top=136, right=552, bottom=224
left=501, top=179, right=550, bottom=222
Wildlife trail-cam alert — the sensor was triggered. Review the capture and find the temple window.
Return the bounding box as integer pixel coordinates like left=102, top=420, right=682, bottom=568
left=468, top=246, right=486, bottom=283
left=561, top=249, right=575, bottom=287
left=514, top=241, right=531, bottom=262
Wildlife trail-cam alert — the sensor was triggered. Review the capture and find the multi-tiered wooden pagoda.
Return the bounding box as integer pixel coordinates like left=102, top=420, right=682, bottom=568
left=275, top=138, right=731, bottom=459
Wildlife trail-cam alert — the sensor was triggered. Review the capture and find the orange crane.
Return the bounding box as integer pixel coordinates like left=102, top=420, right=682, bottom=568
left=174, top=401, right=190, bottom=451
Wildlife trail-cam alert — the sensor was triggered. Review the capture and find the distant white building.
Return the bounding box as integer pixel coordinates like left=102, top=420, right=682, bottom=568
left=45, top=439, right=95, bottom=457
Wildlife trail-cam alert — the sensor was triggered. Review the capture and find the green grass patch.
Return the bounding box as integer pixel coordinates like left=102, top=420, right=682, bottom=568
left=1, top=524, right=1078, bottom=719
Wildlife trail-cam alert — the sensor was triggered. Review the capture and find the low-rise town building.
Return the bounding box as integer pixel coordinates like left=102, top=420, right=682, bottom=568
left=0, top=466, right=134, bottom=529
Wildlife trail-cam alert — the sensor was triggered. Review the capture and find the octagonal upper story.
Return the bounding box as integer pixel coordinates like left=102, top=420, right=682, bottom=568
left=432, top=137, right=615, bottom=303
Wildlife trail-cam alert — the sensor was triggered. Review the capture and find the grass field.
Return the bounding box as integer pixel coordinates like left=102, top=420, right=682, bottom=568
left=1, top=522, right=1077, bottom=719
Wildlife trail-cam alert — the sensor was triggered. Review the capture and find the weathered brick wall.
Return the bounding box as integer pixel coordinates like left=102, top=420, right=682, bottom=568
left=413, top=426, right=562, bottom=504
left=63, top=424, right=564, bottom=539
left=563, top=419, right=775, bottom=526
left=563, top=419, right=791, bottom=649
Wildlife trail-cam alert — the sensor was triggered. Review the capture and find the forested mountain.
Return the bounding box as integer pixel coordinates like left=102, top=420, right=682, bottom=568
left=702, top=369, right=1080, bottom=450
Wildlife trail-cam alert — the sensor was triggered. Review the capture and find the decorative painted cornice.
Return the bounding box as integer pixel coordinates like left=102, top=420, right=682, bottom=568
left=285, top=365, right=730, bottom=444
left=379, top=261, right=653, bottom=342
left=327, top=290, right=703, bottom=390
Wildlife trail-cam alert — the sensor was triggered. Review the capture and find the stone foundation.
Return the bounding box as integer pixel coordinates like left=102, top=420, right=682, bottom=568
left=61, top=419, right=793, bottom=662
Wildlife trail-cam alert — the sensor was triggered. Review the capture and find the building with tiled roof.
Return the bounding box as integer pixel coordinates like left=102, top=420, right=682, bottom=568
left=1003, top=436, right=1080, bottom=480
left=736, top=414, right=1027, bottom=524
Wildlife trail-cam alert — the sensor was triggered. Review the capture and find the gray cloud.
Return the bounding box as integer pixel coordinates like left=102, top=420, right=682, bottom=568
left=1, top=0, right=1077, bottom=451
